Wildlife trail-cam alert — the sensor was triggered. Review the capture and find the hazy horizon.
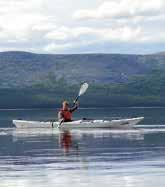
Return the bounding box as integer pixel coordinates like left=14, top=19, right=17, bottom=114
left=0, top=49, right=164, bottom=56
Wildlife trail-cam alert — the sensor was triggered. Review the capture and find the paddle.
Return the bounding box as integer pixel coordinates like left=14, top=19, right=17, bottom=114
left=58, top=82, right=89, bottom=128
left=73, top=82, right=89, bottom=105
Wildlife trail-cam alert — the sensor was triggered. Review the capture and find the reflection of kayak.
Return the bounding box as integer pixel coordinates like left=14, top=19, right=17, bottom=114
left=13, top=117, right=144, bottom=129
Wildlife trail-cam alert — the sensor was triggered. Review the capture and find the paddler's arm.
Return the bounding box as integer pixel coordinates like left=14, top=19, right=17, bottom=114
left=58, top=111, right=64, bottom=122
left=70, top=102, right=79, bottom=113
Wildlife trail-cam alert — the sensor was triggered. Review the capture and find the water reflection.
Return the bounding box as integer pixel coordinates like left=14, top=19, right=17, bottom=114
left=59, top=131, right=79, bottom=155
left=10, top=128, right=165, bottom=166
left=0, top=128, right=165, bottom=187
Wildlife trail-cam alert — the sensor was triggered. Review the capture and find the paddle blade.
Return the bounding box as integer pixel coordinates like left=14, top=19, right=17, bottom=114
left=78, top=82, right=89, bottom=96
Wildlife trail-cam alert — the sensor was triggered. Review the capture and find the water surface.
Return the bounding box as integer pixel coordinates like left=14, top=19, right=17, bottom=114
left=0, top=107, right=165, bottom=187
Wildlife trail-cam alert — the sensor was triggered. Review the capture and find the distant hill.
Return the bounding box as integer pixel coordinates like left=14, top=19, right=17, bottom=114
left=152, top=51, right=165, bottom=55
left=0, top=51, right=165, bottom=108
left=1, top=51, right=165, bottom=88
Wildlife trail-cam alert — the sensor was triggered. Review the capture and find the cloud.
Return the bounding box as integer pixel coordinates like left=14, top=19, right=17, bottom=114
left=45, top=26, right=99, bottom=41
left=0, top=0, right=164, bottom=54
left=43, top=22, right=165, bottom=53
left=45, top=26, right=142, bottom=42
left=43, top=25, right=144, bottom=53
left=0, top=0, right=57, bottom=42
left=73, top=0, right=165, bottom=20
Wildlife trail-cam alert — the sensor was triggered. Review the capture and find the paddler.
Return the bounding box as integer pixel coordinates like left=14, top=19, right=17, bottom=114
left=58, top=100, right=78, bottom=122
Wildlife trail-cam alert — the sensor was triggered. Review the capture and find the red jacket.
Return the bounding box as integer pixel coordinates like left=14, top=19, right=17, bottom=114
left=60, top=109, right=72, bottom=122
left=59, top=104, right=78, bottom=122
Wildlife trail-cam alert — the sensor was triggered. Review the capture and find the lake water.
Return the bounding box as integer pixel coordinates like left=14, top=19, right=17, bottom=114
left=0, top=107, right=165, bottom=187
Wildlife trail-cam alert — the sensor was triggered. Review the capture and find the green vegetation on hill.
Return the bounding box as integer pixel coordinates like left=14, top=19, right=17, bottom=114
left=1, top=51, right=165, bottom=88
left=0, top=51, right=165, bottom=108
left=0, top=69, right=164, bottom=108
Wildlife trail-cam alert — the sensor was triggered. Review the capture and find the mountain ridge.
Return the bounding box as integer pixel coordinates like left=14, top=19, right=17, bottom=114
left=0, top=51, right=165, bottom=88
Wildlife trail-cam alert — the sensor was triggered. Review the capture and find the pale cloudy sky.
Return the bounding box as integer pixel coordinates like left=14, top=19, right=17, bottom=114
left=0, top=0, right=165, bottom=54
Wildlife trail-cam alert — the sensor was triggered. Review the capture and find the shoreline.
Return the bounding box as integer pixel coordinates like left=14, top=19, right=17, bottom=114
left=0, top=106, right=165, bottom=110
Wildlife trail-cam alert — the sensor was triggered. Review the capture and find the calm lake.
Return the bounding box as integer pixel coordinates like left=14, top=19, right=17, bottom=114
left=0, top=107, right=165, bottom=187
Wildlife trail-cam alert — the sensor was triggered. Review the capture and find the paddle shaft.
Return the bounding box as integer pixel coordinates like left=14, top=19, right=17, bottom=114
left=74, top=95, right=79, bottom=103
left=57, top=119, right=64, bottom=128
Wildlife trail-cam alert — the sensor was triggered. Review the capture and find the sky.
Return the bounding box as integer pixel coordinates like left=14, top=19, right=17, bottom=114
left=0, top=0, right=165, bottom=54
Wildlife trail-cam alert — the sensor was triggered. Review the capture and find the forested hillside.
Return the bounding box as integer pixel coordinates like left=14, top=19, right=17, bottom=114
left=0, top=51, right=165, bottom=108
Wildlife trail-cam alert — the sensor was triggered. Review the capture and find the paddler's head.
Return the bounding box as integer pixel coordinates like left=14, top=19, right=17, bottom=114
left=62, top=100, right=69, bottom=110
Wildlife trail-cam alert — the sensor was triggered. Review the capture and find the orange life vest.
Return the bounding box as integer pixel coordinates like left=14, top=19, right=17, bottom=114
left=60, top=109, right=72, bottom=122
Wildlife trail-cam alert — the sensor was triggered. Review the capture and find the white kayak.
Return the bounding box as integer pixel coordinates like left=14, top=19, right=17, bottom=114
left=13, top=117, right=144, bottom=129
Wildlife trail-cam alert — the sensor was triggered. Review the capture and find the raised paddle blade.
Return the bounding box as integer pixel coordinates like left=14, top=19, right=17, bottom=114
left=78, top=82, right=89, bottom=96
left=73, top=82, right=89, bottom=104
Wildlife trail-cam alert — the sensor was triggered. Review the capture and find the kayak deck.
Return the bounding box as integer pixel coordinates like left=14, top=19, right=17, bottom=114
left=13, top=117, right=144, bottom=129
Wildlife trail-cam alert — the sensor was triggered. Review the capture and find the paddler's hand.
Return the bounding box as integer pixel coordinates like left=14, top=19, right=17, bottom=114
left=58, top=118, right=64, bottom=128
left=59, top=118, right=64, bottom=123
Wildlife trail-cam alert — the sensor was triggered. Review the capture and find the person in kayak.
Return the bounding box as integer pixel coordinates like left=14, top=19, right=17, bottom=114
left=58, top=100, right=78, bottom=122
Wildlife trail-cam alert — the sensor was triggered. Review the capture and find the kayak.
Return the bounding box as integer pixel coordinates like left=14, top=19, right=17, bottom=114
left=13, top=117, right=144, bottom=129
